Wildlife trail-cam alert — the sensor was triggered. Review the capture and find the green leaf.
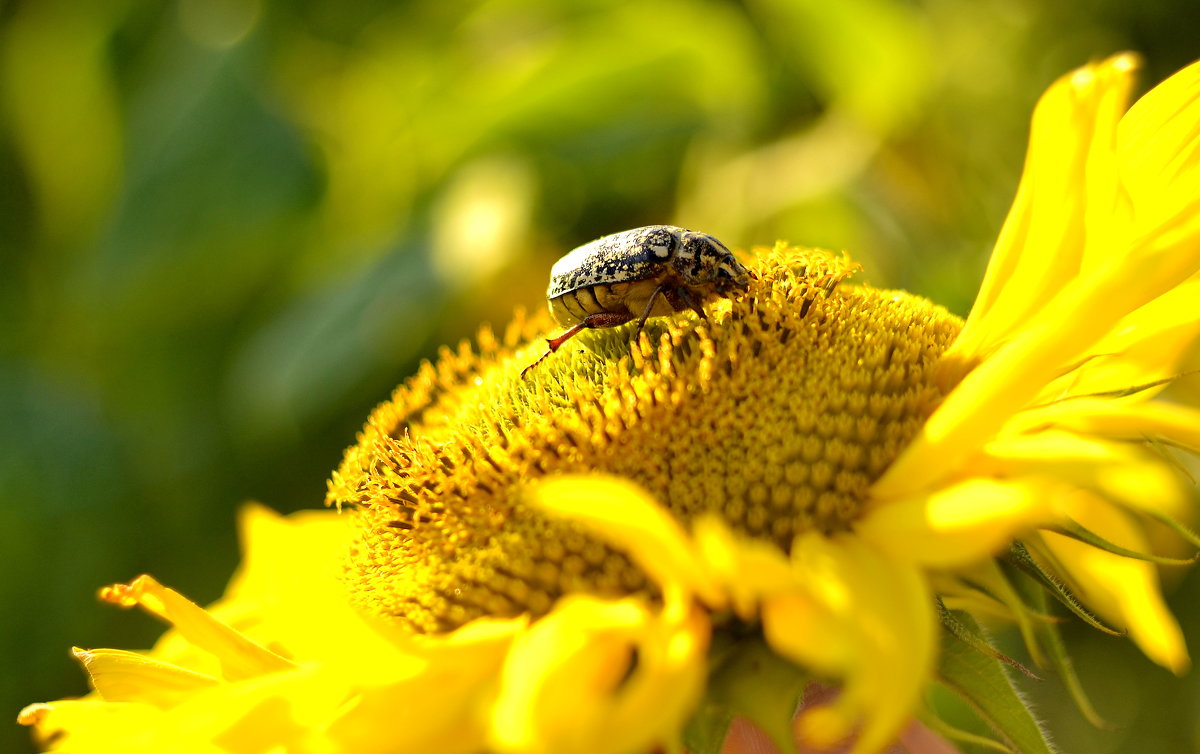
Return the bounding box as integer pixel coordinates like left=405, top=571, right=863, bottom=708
left=938, top=614, right=1057, bottom=754
left=684, top=634, right=809, bottom=754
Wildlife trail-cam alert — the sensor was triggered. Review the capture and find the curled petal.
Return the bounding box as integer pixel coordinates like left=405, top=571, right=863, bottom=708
left=489, top=594, right=709, bottom=754
left=693, top=514, right=798, bottom=619
left=98, top=575, right=296, bottom=681
left=763, top=534, right=934, bottom=754
left=72, top=647, right=219, bottom=707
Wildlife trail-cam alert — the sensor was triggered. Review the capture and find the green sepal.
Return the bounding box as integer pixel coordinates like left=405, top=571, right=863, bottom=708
left=959, top=560, right=1049, bottom=667
left=681, top=703, right=734, bottom=754
left=1143, top=508, right=1200, bottom=548
left=919, top=701, right=1012, bottom=753
left=937, top=613, right=1056, bottom=754
left=1051, top=518, right=1198, bottom=566
left=1006, top=541, right=1122, bottom=636
left=683, top=633, right=808, bottom=754
left=1043, top=373, right=1185, bottom=403
left=1143, top=433, right=1197, bottom=484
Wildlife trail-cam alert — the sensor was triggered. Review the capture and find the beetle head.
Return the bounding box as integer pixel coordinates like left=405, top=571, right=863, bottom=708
left=676, top=231, right=753, bottom=294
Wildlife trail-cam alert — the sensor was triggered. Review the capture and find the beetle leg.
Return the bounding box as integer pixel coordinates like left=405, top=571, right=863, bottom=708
left=633, top=284, right=670, bottom=343
left=521, top=311, right=635, bottom=378
left=675, top=286, right=708, bottom=321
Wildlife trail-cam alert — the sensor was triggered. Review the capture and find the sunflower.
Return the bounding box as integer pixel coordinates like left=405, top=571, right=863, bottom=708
left=20, top=53, right=1200, bottom=754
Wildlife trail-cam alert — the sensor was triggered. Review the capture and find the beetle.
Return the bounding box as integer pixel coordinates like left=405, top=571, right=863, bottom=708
left=521, top=225, right=753, bottom=377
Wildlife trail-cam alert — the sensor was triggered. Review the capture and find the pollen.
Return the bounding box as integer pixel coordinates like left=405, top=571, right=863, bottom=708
left=328, top=244, right=963, bottom=633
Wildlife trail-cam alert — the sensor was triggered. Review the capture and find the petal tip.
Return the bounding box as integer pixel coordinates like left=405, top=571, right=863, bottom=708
left=1112, top=52, right=1140, bottom=73
left=16, top=703, right=51, bottom=727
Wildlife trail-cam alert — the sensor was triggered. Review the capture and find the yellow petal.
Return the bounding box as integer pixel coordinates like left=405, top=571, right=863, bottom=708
left=880, top=263, right=1200, bottom=502
left=1073, top=55, right=1200, bottom=329
left=17, top=700, right=203, bottom=754
left=24, top=506, right=528, bottom=754
left=763, top=535, right=934, bottom=754
left=22, top=669, right=344, bottom=754
left=530, top=474, right=724, bottom=606
left=1118, top=56, right=1200, bottom=241
left=761, top=591, right=855, bottom=688
left=973, top=430, right=1186, bottom=517
left=223, top=502, right=355, bottom=608
left=327, top=624, right=523, bottom=754
left=1014, top=399, right=1200, bottom=455
left=99, top=575, right=296, bottom=681
left=489, top=594, right=708, bottom=754
left=885, top=57, right=1200, bottom=500
left=183, top=666, right=345, bottom=754
left=1038, top=497, right=1189, bottom=674
left=73, top=647, right=219, bottom=708
left=953, top=54, right=1139, bottom=364
left=217, top=503, right=399, bottom=668
left=860, top=479, right=1051, bottom=567
left=1049, top=277, right=1200, bottom=400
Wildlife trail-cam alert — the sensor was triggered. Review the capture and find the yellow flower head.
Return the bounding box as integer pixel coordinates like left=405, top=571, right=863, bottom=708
left=20, top=53, right=1200, bottom=754
left=327, top=245, right=960, bottom=633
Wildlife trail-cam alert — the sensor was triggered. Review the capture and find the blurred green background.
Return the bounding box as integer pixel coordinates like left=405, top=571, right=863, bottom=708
left=2, top=1, right=1198, bottom=752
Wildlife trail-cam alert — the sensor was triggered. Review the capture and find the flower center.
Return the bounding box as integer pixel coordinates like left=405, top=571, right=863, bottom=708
left=329, top=246, right=963, bottom=632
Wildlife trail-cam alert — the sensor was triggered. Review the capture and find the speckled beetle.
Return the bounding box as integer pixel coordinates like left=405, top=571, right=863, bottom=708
left=521, top=225, right=753, bottom=377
